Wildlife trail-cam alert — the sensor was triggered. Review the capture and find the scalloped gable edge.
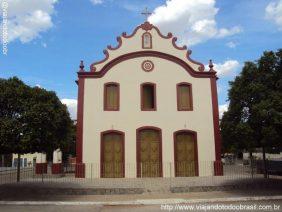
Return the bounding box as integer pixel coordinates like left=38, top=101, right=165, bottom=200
left=87, top=21, right=206, bottom=73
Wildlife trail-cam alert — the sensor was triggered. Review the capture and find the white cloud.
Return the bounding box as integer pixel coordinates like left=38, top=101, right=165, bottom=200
left=123, top=4, right=140, bottom=12
left=226, top=41, right=237, bottom=48
left=90, top=0, right=103, bottom=5
left=61, top=99, right=77, bottom=120
left=219, top=103, right=228, bottom=119
left=217, top=26, right=241, bottom=38
left=217, top=84, right=222, bottom=94
left=148, top=0, right=242, bottom=46
left=41, top=42, right=47, bottom=48
left=206, top=60, right=240, bottom=77
left=0, top=0, right=57, bottom=43
left=265, top=0, right=282, bottom=30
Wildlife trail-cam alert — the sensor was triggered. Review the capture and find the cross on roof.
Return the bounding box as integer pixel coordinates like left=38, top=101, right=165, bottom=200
left=141, top=7, right=152, bottom=21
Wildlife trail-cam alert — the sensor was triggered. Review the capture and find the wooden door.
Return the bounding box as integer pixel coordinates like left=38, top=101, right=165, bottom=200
left=175, top=132, right=197, bottom=177
left=101, top=132, right=124, bottom=178
left=138, top=129, right=161, bottom=177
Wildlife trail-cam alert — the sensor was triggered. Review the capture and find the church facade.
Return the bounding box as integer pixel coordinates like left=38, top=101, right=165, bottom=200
left=75, top=22, right=222, bottom=178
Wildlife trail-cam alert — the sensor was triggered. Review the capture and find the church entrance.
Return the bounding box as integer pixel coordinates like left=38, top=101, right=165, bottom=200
left=101, top=131, right=124, bottom=178
left=174, top=130, right=198, bottom=177
left=137, top=127, right=162, bottom=177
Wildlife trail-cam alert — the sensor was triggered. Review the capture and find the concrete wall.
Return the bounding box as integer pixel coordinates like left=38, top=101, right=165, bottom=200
left=243, top=152, right=282, bottom=160
left=12, top=153, right=38, bottom=167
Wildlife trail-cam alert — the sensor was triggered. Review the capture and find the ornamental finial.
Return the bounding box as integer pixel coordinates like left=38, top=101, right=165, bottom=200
left=79, top=60, right=84, bottom=72
left=209, top=59, right=214, bottom=71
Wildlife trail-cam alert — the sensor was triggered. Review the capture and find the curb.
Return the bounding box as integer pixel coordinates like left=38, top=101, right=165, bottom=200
left=0, top=196, right=282, bottom=206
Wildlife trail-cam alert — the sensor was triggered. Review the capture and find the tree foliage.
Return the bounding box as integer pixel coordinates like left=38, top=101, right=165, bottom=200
left=221, top=49, right=282, bottom=154
left=0, top=77, right=73, bottom=156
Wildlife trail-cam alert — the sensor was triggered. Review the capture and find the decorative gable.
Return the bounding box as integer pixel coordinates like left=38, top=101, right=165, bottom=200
left=78, top=22, right=216, bottom=79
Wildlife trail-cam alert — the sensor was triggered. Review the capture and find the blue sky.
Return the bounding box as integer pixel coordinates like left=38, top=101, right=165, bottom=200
left=0, top=0, right=282, bottom=118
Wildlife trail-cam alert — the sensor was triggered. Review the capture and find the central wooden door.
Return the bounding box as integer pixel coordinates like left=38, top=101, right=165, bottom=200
left=101, top=131, right=124, bottom=178
left=174, top=131, right=198, bottom=177
left=137, top=128, right=162, bottom=177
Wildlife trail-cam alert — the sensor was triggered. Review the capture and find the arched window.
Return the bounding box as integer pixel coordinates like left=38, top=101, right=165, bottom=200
left=141, top=83, right=156, bottom=111
left=177, top=83, right=193, bottom=111
left=104, top=82, right=119, bottom=111
left=142, top=32, right=152, bottom=49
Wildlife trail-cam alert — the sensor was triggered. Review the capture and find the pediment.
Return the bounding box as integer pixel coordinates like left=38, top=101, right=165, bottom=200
left=78, top=22, right=216, bottom=78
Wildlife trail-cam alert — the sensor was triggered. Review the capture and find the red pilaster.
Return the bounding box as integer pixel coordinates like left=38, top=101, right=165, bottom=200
left=75, top=163, right=85, bottom=178
left=75, top=76, right=85, bottom=178
left=210, top=77, right=223, bottom=176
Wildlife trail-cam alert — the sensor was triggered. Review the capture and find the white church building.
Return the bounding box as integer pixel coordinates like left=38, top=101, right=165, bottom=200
left=75, top=21, right=222, bottom=178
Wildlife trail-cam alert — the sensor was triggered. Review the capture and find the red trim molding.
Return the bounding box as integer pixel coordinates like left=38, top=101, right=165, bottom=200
left=104, top=82, right=120, bottom=111
left=107, top=36, right=122, bottom=50
left=87, top=21, right=206, bottom=73
left=136, top=126, right=163, bottom=177
left=173, top=130, right=199, bottom=177
left=75, top=77, right=85, bottom=178
left=186, top=51, right=205, bottom=72
left=100, top=130, right=125, bottom=178
left=90, top=50, right=110, bottom=72
left=122, top=21, right=172, bottom=39
left=172, top=37, right=187, bottom=50
left=76, top=78, right=85, bottom=164
left=79, top=51, right=216, bottom=79
left=75, top=163, right=85, bottom=178
left=214, top=160, right=223, bottom=176
left=140, top=21, right=153, bottom=31
left=176, top=82, right=193, bottom=111
left=140, top=82, right=157, bottom=111
left=210, top=77, right=223, bottom=176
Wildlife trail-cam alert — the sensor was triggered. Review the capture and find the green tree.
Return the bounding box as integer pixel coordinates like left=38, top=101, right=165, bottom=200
left=0, top=77, right=73, bottom=181
left=221, top=49, right=282, bottom=177
left=62, top=121, right=76, bottom=162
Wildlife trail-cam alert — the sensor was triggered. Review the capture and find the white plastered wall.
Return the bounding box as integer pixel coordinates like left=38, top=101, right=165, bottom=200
left=83, top=57, right=215, bottom=178
left=53, top=149, right=62, bottom=163
left=12, top=153, right=37, bottom=167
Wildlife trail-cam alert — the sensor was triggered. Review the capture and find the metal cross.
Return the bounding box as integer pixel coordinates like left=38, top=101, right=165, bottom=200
left=141, top=7, right=152, bottom=21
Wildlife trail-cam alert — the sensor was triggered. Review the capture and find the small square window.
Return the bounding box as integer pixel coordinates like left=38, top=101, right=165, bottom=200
left=177, top=83, right=193, bottom=111
left=104, top=83, right=119, bottom=111
left=141, top=83, right=156, bottom=111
